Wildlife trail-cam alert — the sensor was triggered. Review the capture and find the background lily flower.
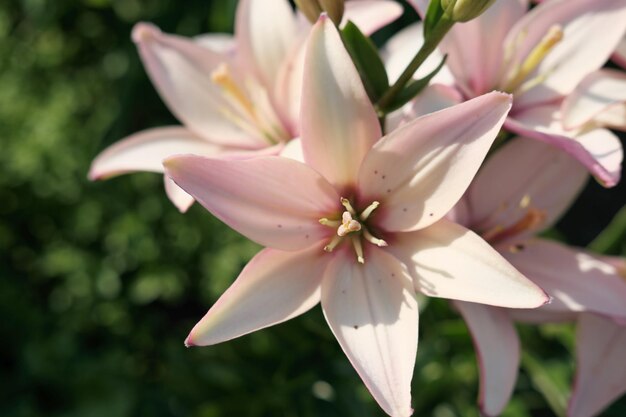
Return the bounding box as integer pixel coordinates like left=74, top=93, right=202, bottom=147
left=89, top=0, right=402, bottom=212
left=164, top=15, right=548, bottom=417
left=447, top=138, right=626, bottom=416
left=407, top=0, right=626, bottom=187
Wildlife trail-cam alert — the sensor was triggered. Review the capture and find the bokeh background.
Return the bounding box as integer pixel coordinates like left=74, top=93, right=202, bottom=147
left=1, top=0, right=625, bottom=416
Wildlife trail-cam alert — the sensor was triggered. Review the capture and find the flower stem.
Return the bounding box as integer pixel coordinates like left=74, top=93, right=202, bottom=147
left=376, top=16, right=454, bottom=113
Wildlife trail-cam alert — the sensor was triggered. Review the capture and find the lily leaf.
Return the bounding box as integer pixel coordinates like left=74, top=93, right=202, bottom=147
left=341, top=21, right=389, bottom=103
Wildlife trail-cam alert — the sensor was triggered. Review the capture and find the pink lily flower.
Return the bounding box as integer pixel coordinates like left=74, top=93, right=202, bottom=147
left=164, top=16, right=548, bottom=417
left=89, top=0, right=402, bottom=212
left=447, top=137, right=626, bottom=416
left=408, top=0, right=626, bottom=187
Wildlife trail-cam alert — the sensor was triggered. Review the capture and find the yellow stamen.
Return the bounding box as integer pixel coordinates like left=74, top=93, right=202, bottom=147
left=211, top=63, right=257, bottom=119
left=359, top=201, right=380, bottom=221
left=341, top=197, right=356, bottom=215
left=324, top=235, right=342, bottom=253
left=319, top=218, right=341, bottom=228
left=519, top=194, right=531, bottom=209
left=363, top=229, right=387, bottom=247
left=503, top=25, right=563, bottom=93
left=351, top=236, right=365, bottom=264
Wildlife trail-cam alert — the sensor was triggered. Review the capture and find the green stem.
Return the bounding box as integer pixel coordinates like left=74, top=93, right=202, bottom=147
left=376, top=16, right=454, bottom=112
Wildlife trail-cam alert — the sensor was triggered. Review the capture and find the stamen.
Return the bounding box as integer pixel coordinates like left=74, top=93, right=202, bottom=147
left=502, top=25, right=563, bottom=93
left=211, top=63, right=256, bottom=118
left=359, top=201, right=380, bottom=221
left=324, top=235, right=342, bottom=253
left=341, top=197, right=356, bottom=215
left=351, top=236, right=365, bottom=264
left=363, top=228, right=388, bottom=247
left=482, top=208, right=547, bottom=244
left=319, top=218, right=341, bottom=228
left=519, top=194, right=531, bottom=209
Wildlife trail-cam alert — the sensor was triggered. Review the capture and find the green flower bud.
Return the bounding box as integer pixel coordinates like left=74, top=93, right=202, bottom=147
left=441, top=0, right=497, bottom=22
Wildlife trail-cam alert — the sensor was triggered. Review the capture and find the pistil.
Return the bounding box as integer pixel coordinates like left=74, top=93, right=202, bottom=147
left=319, top=198, right=388, bottom=263
left=502, top=25, right=564, bottom=93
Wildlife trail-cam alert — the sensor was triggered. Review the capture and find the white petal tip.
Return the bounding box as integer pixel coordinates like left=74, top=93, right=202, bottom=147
left=184, top=335, right=195, bottom=347
left=173, top=200, right=194, bottom=213
left=132, top=22, right=159, bottom=44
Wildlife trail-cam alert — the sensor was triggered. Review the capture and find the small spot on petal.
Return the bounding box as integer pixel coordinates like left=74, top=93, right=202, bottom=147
left=353, top=325, right=359, bottom=330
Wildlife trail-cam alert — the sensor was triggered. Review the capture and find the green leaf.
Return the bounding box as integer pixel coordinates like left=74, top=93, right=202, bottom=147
left=522, top=352, right=570, bottom=417
left=588, top=206, right=626, bottom=254
left=424, top=0, right=445, bottom=38
left=341, top=21, right=389, bottom=103
left=381, top=54, right=447, bottom=113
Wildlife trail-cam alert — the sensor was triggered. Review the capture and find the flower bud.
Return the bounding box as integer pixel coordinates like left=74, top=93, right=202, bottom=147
left=295, top=0, right=344, bottom=25
left=319, top=0, right=345, bottom=25
left=295, top=0, right=324, bottom=24
left=441, top=0, right=497, bottom=22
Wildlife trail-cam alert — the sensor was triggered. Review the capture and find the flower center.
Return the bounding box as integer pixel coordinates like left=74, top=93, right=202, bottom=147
left=211, top=63, right=289, bottom=144
left=319, top=198, right=387, bottom=264
left=500, top=25, right=564, bottom=94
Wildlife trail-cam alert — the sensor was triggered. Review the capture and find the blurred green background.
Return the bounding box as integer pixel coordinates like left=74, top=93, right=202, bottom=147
left=1, top=0, right=625, bottom=416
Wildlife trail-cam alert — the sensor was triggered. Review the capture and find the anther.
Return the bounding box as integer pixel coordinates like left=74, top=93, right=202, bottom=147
left=319, top=218, right=341, bottom=228
left=340, top=197, right=356, bottom=215
left=324, top=235, right=342, bottom=253
left=359, top=201, right=380, bottom=221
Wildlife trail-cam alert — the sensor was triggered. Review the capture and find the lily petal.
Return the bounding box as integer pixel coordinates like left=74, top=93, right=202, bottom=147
left=500, top=239, right=626, bottom=319
left=132, top=23, right=266, bottom=148
left=454, top=301, right=519, bottom=417
left=359, top=92, right=512, bottom=232
left=613, top=35, right=626, bottom=69
left=466, top=137, right=588, bottom=238
left=186, top=246, right=328, bottom=346
left=506, top=105, right=623, bottom=187
left=235, top=0, right=298, bottom=89
left=569, top=313, right=626, bottom=417
left=321, top=247, right=418, bottom=417
left=341, top=1, right=404, bottom=36
left=508, top=0, right=626, bottom=107
left=301, top=15, right=381, bottom=191
left=164, top=155, right=340, bottom=251
left=164, top=176, right=195, bottom=213
left=391, top=219, right=549, bottom=308
left=193, top=33, right=236, bottom=54
left=89, top=126, right=222, bottom=179
left=562, top=69, right=626, bottom=131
